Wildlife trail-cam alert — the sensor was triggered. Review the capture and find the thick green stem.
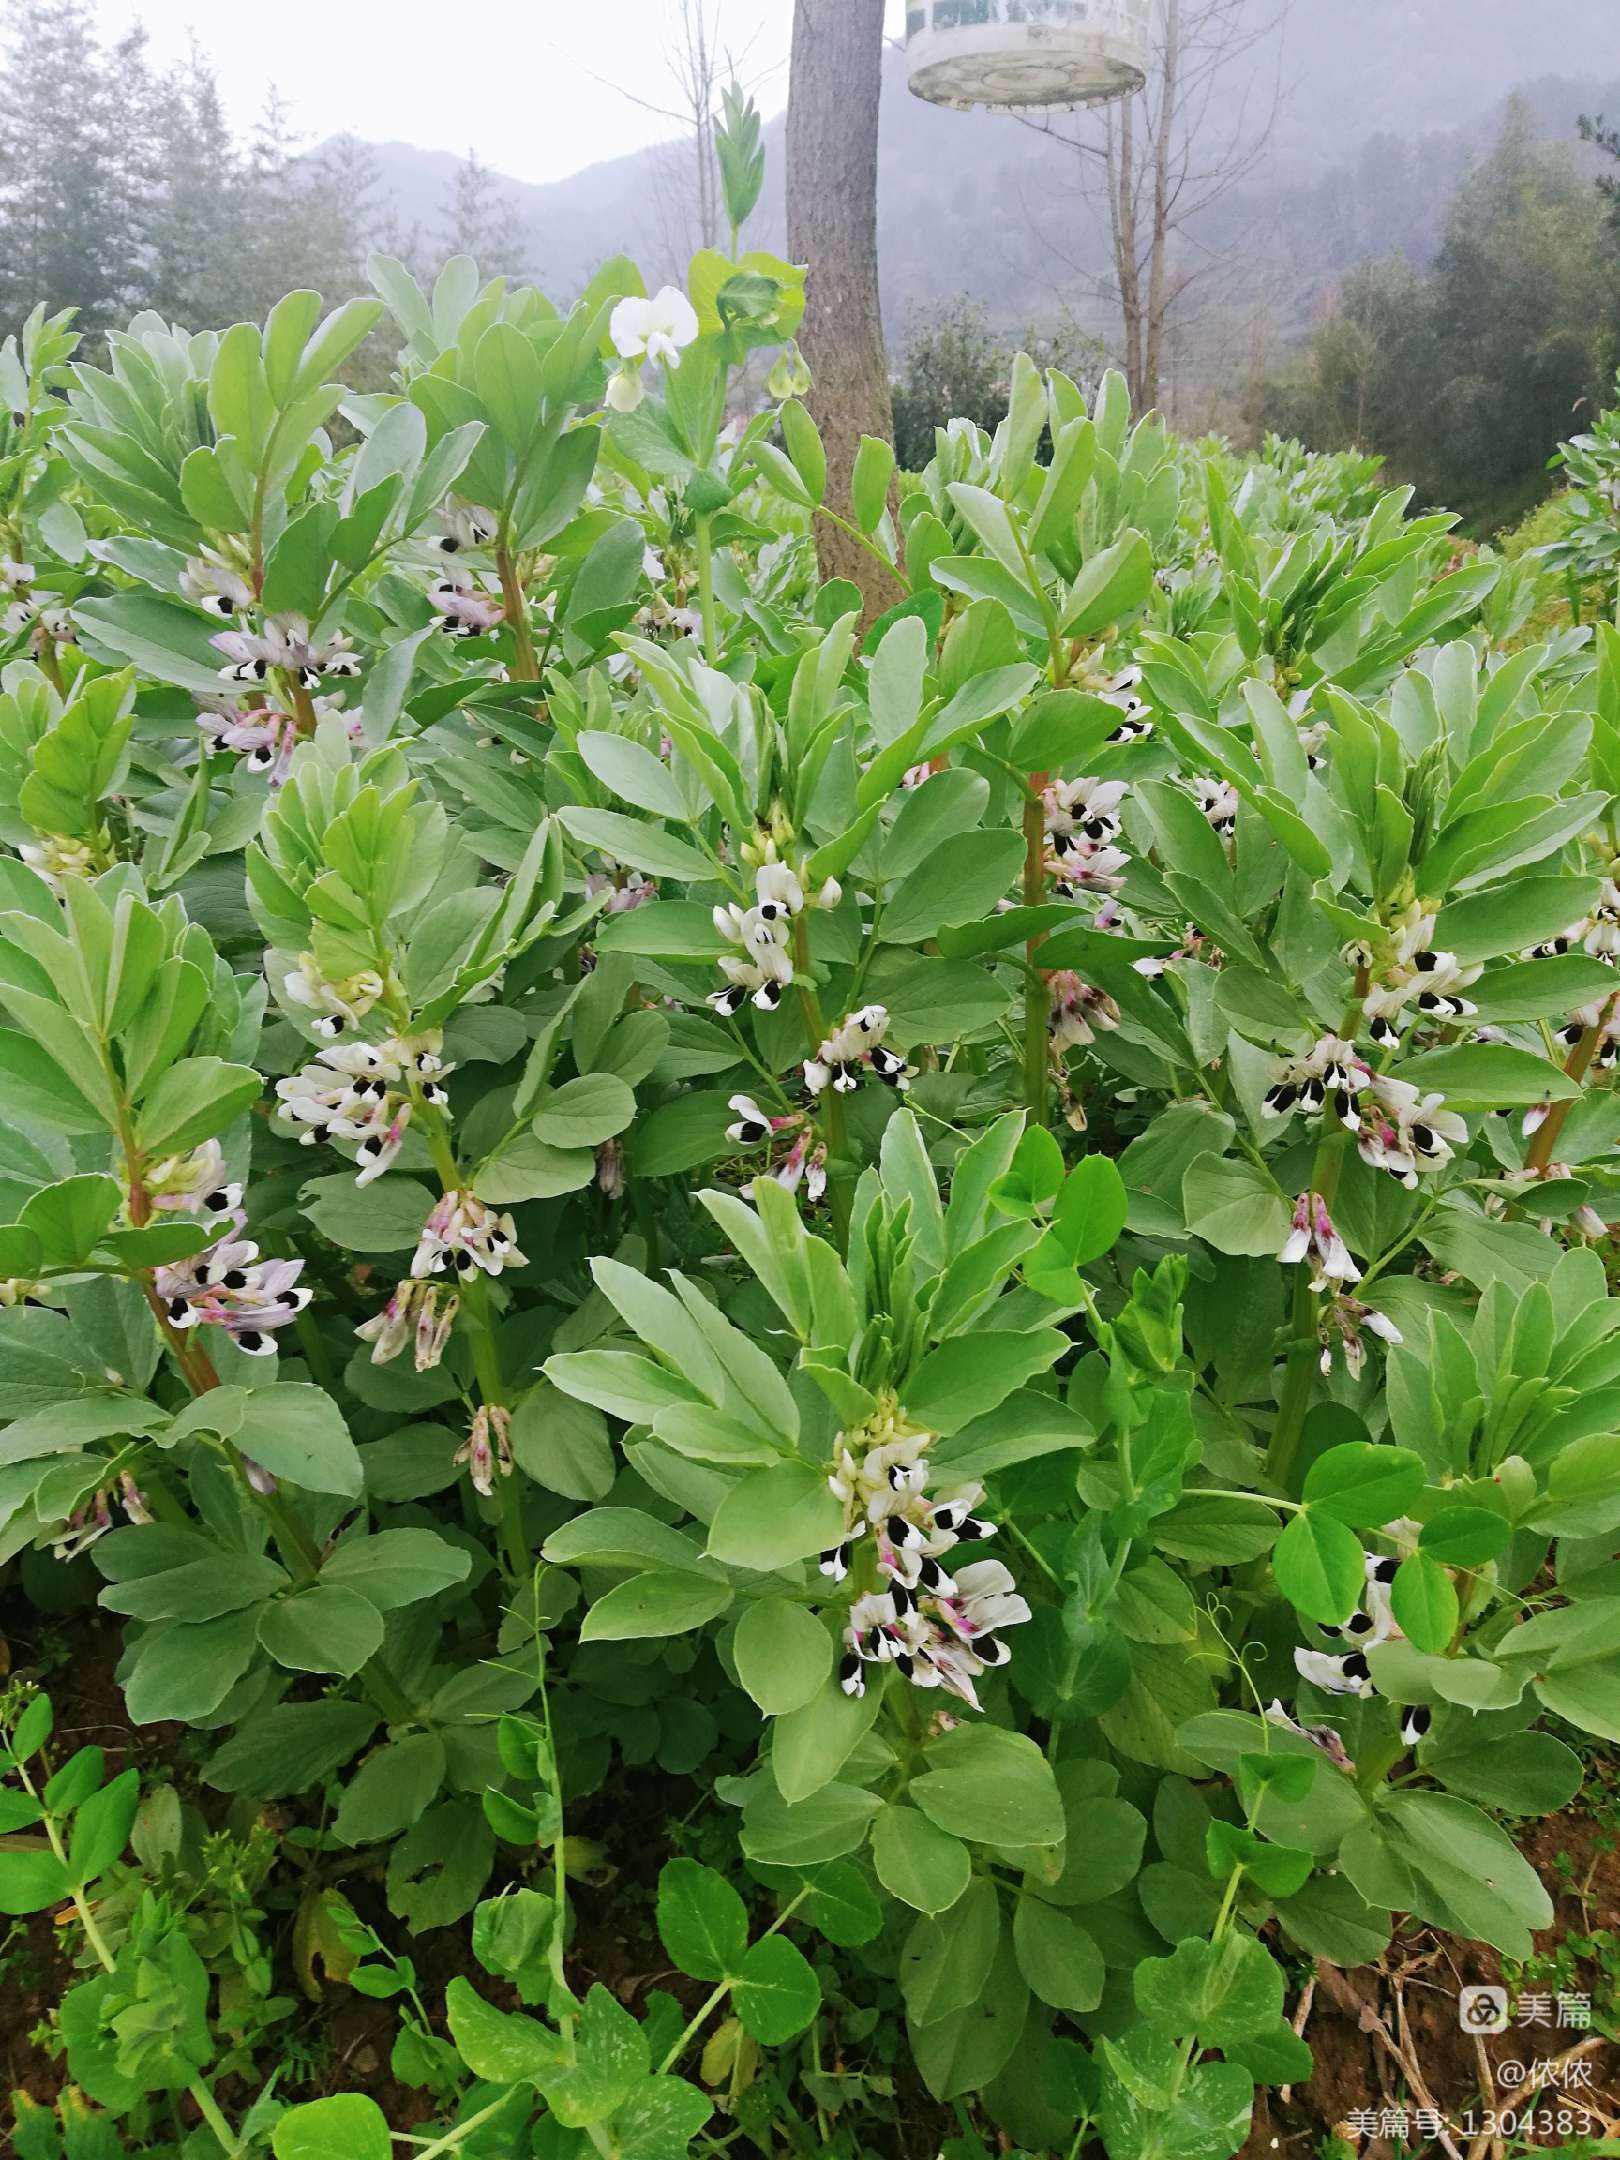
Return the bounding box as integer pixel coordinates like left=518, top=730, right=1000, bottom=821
left=1007, top=511, right=1063, bottom=1136
left=695, top=514, right=720, bottom=661
left=281, top=670, right=320, bottom=736
left=1021, top=789, right=1050, bottom=1129
left=814, top=503, right=899, bottom=583
left=1525, top=992, right=1617, bottom=1173
left=1265, top=1270, right=1319, bottom=1493
left=187, top=2080, right=242, bottom=2157
left=497, top=545, right=539, bottom=680
left=632, top=1180, right=661, bottom=1272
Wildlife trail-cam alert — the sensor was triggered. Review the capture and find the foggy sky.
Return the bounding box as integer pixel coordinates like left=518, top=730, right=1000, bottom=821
left=97, top=1, right=909, bottom=186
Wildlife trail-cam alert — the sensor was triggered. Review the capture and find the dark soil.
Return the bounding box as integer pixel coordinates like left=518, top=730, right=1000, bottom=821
left=1246, top=1805, right=1620, bottom=2156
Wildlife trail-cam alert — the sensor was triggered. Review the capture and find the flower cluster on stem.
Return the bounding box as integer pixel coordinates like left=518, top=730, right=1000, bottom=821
left=820, top=1399, right=1029, bottom=1713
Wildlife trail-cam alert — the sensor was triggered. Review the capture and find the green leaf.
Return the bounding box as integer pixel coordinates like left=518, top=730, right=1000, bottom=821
left=1012, top=1899, right=1104, bottom=2013
left=779, top=400, right=826, bottom=506
left=122, top=1607, right=262, bottom=1725
left=733, top=1598, right=833, bottom=1715
left=16, top=1175, right=121, bottom=1268
left=1271, top=1510, right=1363, bottom=1626
left=273, top=2095, right=393, bottom=2160
left=474, top=320, right=542, bottom=449
left=1181, top=1154, right=1292, bottom=1258
left=908, top=1926, right=1028, bottom=2102
left=1053, top=1153, right=1130, bottom=1266
left=1302, top=1441, right=1426, bottom=1528
left=630, top=1090, right=736, bottom=1178
left=609, top=2078, right=713, bottom=2160
left=905, top=1328, right=1067, bottom=1434
left=706, top=1463, right=845, bottom=1572
left=263, top=289, right=324, bottom=402
left=577, top=731, right=690, bottom=820
left=291, top=298, right=384, bottom=399
left=1008, top=689, right=1123, bottom=771
left=910, top=1726, right=1064, bottom=1849
left=0, top=1846, right=71, bottom=1915
left=539, top=1984, right=651, bottom=2127
left=739, top=1781, right=881, bottom=1867
left=136, top=1057, right=261, bottom=1153
left=1387, top=1792, right=1553, bottom=1956
left=333, top=1734, right=447, bottom=1845
left=1060, top=530, right=1152, bottom=637
left=1427, top=1728, right=1582, bottom=1815
left=795, top=1860, right=884, bottom=1947
left=596, top=900, right=729, bottom=961
left=472, top=1129, right=595, bottom=1204
left=768, top=1677, right=881, bottom=1804
left=881, top=829, right=1023, bottom=944
left=0, top=1223, right=42, bottom=1276
left=872, top=1803, right=972, bottom=1915
left=580, top=1571, right=733, bottom=1641
left=734, top=1933, right=820, bottom=2043
left=1134, top=1932, right=1284, bottom=2046
left=63, top=1766, right=139, bottom=1887
left=543, top=1506, right=717, bottom=1576
left=204, top=1702, right=378, bottom=1799
left=1390, top=1552, right=1459, bottom=1653
left=444, top=1973, right=560, bottom=2084
left=1470, top=954, right=1620, bottom=1024
left=1436, top=876, right=1600, bottom=963
left=531, top=1072, right=637, bottom=1149
left=1027, top=1153, right=1129, bottom=1294
left=1391, top=1043, right=1578, bottom=1109
left=321, top=1529, right=471, bottom=1609
left=95, top=1223, right=214, bottom=1269
left=559, top=806, right=716, bottom=883
left=509, top=1383, right=615, bottom=1502
left=234, top=1385, right=364, bottom=1497
left=302, top=1174, right=436, bottom=1253
left=851, top=434, right=895, bottom=533
left=258, top=1586, right=384, bottom=1676
left=900, top=1875, right=1001, bottom=2027
left=656, top=1858, right=748, bottom=1981
left=1418, top=1506, right=1512, bottom=1567
left=1044, top=1771, right=1147, bottom=1906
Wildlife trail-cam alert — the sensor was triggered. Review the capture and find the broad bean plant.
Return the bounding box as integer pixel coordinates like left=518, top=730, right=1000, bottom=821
left=0, top=142, right=1616, bottom=2160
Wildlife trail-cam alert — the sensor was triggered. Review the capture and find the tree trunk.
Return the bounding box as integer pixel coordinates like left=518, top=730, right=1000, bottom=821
left=1109, top=97, right=1146, bottom=408
left=786, top=0, right=900, bottom=621
left=1142, top=0, right=1180, bottom=413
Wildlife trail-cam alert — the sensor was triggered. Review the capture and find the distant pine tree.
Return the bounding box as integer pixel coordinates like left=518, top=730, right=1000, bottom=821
left=0, top=4, right=394, bottom=341
left=0, top=0, right=147, bottom=333
left=432, top=151, right=533, bottom=285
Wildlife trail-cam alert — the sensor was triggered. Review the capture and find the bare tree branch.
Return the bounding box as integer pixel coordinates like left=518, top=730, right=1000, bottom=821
left=1015, top=0, right=1291, bottom=413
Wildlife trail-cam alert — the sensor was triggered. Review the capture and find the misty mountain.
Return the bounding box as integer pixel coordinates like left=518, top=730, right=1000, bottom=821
left=349, top=0, right=1620, bottom=353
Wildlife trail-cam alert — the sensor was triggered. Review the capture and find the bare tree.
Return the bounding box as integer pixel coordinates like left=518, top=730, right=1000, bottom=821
left=786, top=0, right=899, bottom=621
left=1019, top=0, right=1288, bottom=415
left=649, top=2, right=725, bottom=265
left=576, top=3, right=772, bottom=276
